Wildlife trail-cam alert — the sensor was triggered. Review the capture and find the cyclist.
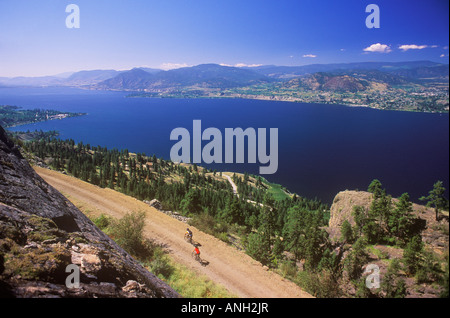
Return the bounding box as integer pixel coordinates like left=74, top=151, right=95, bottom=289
left=193, top=246, right=201, bottom=260
left=185, top=228, right=193, bottom=242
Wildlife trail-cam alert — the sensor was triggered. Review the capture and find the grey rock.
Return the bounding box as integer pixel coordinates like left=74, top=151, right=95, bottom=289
left=0, top=125, right=180, bottom=298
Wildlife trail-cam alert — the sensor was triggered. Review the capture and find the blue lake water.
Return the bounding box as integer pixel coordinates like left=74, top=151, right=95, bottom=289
left=2, top=86, right=449, bottom=205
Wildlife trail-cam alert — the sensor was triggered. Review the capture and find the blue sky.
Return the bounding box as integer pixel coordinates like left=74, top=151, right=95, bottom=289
left=0, top=0, right=448, bottom=77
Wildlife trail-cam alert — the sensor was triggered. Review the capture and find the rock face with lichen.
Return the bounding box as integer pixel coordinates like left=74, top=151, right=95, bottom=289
left=0, top=125, right=180, bottom=298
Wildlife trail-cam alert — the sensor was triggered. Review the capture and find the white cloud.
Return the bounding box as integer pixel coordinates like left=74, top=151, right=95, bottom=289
left=440, top=54, right=449, bottom=58
left=302, top=54, right=317, bottom=58
left=160, top=63, right=189, bottom=70
left=399, top=44, right=428, bottom=51
left=219, top=63, right=263, bottom=68
left=235, top=63, right=263, bottom=68
left=363, top=43, right=392, bottom=53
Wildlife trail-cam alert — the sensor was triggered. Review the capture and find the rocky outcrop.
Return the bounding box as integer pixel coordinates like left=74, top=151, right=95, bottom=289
left=327, top=190, right=448, bottom=298
left=328, top=190, right=449, bottom=256
left=328, top=190, right=373, bottom=229
left=144, top=199, right=191, bottom=223
left=0, top=125, right=180, bottom=298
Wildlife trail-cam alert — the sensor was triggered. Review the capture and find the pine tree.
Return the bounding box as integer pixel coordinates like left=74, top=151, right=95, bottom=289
left=222, top=196, right=242, bottom=224
left=180, top=188, right=201, bottom=215
left=366, top=183, right=392, bottom=244
left=345, top=237, right=369, bottom=281
left=389, top=193, right=415, bottom=244
left=260, top=194, right=277, bottom=245
left=420, top=181, right=449, bottom=221
left=403, top=235, right=424, bottom=275
left=283, top=206, right=308, bottom=261
left=341, top=220, right=354, bottom=243
left=368, top=179, right=384, bottom=199
left=303, top=212, right=328, bottom=271
left=382, top=258, right=406, bottom=298
left=245, top=231, right=271, bottom=266
left=352, top=205, right=367, bottom=237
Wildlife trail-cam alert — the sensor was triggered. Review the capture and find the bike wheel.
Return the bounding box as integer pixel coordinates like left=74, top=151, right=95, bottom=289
left=192, top=251, right=200, bottom=262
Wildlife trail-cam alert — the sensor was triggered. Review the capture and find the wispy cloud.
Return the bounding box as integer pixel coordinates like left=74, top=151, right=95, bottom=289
left=399, top=44, right=429, bottom=51
left=219, top=63, right=263, bottom=68
left=235, top=63, right=263, bottom=68
left=160, top=63, right=189, bottom=70
left=302, top=54, right=317, bottom=58
left=363, top=43, right=392, bottom=53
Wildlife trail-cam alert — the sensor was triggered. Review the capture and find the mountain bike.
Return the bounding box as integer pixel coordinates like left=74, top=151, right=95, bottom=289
left=192, top=250, right=201, bottom=263
left=184, top=232, right=193, bottom=244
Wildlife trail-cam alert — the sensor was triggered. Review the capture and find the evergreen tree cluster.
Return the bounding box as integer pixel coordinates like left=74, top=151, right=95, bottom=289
left=349, top=179, right=422, bottom=246
left=342, top=179, right=449, bottom=298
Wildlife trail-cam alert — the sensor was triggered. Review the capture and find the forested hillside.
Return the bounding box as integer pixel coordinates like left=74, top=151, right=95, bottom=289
left=16, top=134, right=449, bottom=298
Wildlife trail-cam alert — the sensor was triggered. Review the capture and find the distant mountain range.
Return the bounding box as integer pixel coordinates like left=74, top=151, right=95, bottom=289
left=248, top=60, right=447, bottom=79
left=1, top=61, right=448, bottom=94
left=94, top=64, right=273, bottom=91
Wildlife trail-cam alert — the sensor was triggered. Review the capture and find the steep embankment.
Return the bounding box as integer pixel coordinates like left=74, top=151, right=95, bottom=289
left=0, top=125, right=179, bottom=298
left=35, top=167, right=313, bottom=298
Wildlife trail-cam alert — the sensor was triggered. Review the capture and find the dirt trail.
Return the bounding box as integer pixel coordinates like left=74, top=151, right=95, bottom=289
left=35, top=167, right=312, bottom=298
left=223, top=173, right=238, bottom=196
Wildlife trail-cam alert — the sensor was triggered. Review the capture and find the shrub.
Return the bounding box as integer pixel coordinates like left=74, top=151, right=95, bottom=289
left=93, top=214, right=111, bottom=230
left=190, top=213, right=229, bottom=242
left=190, top=213, right=216, bottom=235
left=279, top=260, right=298, bottom=278
left=108, top=211, right=154, bottom=260
left=296, top=269, right=341, bottom=298
left=150, top=249, right=174, bottom=278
